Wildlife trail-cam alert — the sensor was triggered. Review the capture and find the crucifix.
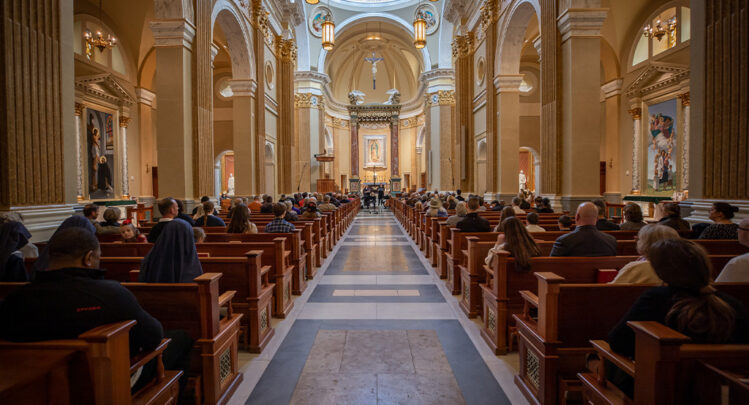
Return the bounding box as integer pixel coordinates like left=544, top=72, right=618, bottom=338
left=364, top=52, right=383, bottom=89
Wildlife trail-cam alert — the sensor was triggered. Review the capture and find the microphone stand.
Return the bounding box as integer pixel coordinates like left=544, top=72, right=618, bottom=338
left=297, top=162, right=308, bottom=192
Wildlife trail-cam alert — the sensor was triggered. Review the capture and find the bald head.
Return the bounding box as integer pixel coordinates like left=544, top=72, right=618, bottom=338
left=739, top=218, right=749, bottom=247
left=575, top=202, right=600, bottom=226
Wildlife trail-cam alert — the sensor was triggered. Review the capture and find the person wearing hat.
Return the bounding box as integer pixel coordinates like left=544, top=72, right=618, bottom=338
left=301, top=201, right=321, bottom=219
left=426, top=198, right=448, bottom=218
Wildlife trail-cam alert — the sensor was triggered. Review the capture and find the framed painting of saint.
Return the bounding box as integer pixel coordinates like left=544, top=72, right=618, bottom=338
left=646, top=98, right=677, bottom=195
left=86, top=108, right=116, bottom=199
left=363, top=135, right=386, bottom=168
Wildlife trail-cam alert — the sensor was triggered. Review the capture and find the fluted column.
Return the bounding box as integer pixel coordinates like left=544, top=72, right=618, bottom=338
left=629, top=107, right=642, bottom=194
left=452, top=32, right=475, bottom=192
left=74, top=104, right=84, bottom=200
left=230, top=80, right=256, bottom=196
left=277, top=37, right=297, bottom=194
left=119, top=117, right=131, bottom=198
left=678, top=92, right=690, bottom=191
left=350, top=114, right=360, bottom=178
left=250, top=0, right=268, bottom=194
left=194, top=0, right=213, bottom=197
left=390, top=114, right=400, bottom=177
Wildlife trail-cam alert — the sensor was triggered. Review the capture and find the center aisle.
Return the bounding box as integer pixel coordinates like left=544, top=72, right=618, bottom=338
left=229, top=210, right=528, bottom=405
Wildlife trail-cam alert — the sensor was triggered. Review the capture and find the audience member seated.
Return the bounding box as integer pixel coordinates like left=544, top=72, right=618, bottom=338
left=140, top=219, right=203, bottom=283
left=557, top=215, right=573, bottom=231
left=301, top=202, right=322, bottom=219
left=0, top=227, right=193, bottom=394
left=489, top=200, right=503, bottom=211
left=83, top=203, right=104, bottom=233
left=147, top=198, right=179, bottom=243
left=227, top=204, right=258, bottom=234
left=619, top=203, right=647, bottom=231
left=318, top=195, right=337, bottom=212
left=610, top=224, right=679, bottom=284
left=0, top=213, right=38, bottom=259
left=283, top=201, right=299, bottom=222
left=446, top=202, right=467, bottom=227
left=593, top=199, right=621, bottom=230
left=536, top=198, right=554, bottom=213
left=493, top=206, right=517, bottom=232
left=192, top=227, right=206, bottom=243
left=525, top=212, right=546, bottom=233
left=484, top=217, right=542, bottom=269
left=550, top=202, right=617, bottom=257
left=477, top=197, right=487, bottom=211
left=265, top=203, right=297, bottom=233
left=511, top=197, right=525, bottom=215
left=606, top=239, right=749, bottom=396
left=97, top=207, right=122, bottom=234
left=447, top=195, right=457, bottom=210
left=517, top=193, right=531, bottom=210
left=120, top=220, right=146, bottom=243
left=657, top=202, right=691, bottom=231
left=426, top=198, right=448, bottom=217
left=455, top=189, right=465, bottom=202
left=457, top=197, right=491, bottom=232
left=175, top=199, right=196, bottom=226
left=0, top=221, right=32, bottom=281
left=260, top=195, right=274, bottom=214
left=191, top=195, right=211, bottom=215
left=33, top=215, right=96, bottom=276
left=195, top=201, right=226, bottom=227
left=248, top=196, right=263, bottom=212
left=699, top=202, right=740, bottom=239
left=414, top=201, right=424, bottom=213
left=716, top=218, right=749, bottom=282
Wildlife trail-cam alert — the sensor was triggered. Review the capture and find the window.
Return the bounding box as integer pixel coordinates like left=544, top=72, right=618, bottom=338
left=631, top=5, right=690, bottom=67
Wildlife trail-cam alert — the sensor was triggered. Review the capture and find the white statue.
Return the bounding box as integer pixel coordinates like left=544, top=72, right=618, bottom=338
left=384, top=88, right=401, bottom=105
left=348, top=90, right=365, bottom=105
left=519, top=170, right=527, bottom=192
left=227, top=173, right=235, bottom=195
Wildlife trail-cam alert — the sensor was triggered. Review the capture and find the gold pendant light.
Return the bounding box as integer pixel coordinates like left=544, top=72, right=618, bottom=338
left=413, top=1, right=427, bottom=49
left=305, top=0, right=320, bottom=4
left=321, top=0, right=335, bottom=50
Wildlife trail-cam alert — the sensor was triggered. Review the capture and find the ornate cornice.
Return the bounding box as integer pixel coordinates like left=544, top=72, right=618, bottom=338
left=347, top=104, right=402, bottom=123
left=75, top=74, right=135, bottom=107
left=295, top=71, right=330, bottom=85
left=119, top=116, right=131, bottom=128
left=626, top=62, right=689, bottom=98
left=275, top=37, right=297, bottom=63
left=426, top=90, right=456, bottom=106
left=420, top=68, right=456, bottom=84
left=295, top=93, right=323, bottom=109
left=400, top=115, right=424, bottom=129
left=452, top=33, right=475, bottom=58
left=628, top=107, right=642, bottom=120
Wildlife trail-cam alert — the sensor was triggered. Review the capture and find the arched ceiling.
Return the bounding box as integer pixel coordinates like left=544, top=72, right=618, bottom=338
left=325, top=20, right=423, bottom=105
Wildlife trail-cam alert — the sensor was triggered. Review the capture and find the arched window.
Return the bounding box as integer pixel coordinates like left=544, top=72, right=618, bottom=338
left=73, top=15, right=128, bottom=77
left=631, top=4, right=690, bottom=67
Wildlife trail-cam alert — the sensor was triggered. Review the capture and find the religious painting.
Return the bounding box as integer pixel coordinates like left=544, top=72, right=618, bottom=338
left=86, top=108, right=115, bottom=199
left=415, top=4, right=439, bottom=35
left=308, top=6, right=332, bottom=38
left=364, top=135, right=386, bottom=168
left=646, top=98, right=677, bottom=195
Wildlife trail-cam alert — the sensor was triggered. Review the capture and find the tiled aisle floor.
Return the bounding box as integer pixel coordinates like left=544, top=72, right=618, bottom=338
left=229, top=210, right=528, bottom=405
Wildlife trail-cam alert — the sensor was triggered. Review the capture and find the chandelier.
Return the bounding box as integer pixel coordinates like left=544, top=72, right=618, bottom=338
left=84, top=0, right=116, bottom=52
left=305, top=0, right=319, bottom=4
left=413, top=0, right=426, bottom=49
left=643, top=17, right=676, bottom=41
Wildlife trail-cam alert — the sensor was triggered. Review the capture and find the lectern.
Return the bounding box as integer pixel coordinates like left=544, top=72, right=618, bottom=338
left=315, top=155, right=336, bottom=194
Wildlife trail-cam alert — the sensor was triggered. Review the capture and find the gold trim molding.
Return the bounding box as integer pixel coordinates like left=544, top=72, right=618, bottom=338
left=678, top=92, right=690, bottom=106
left=275, top=37, right=297, bottom=63
left=427, top=90, right=456, bottom=106
left=248, top=0, right=273, bottom=46
left=119, top=116, right=131, bottom=128
left=295, top=93, right=322, bottom=109
left=331, top=117, right=349, bottom=129
left=628, top=107, right=642, bottom=120
left=479, top=0, right=499, bottom=33
left=452, top=33, right=475, bottom=58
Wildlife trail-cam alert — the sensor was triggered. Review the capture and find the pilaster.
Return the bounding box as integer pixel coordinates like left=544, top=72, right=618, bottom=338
left=494, top=74, right=524, bottom=201
left=136, top=88, right=156, bottom=198
left=230, top=79, right=257, bottom=196
left=277, top=37, right=297, bottom=194
left=452, top=32, right=475, bottom=193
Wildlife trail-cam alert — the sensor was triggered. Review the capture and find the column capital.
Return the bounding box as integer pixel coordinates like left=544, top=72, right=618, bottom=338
left=74, top=103, right=83, bottom=116
left=230, top=79, right=257, bottom=97
left=479, top=0, right=500, bottom=33
left=136, top=87, right=157, bottom=107
left=557, top=8, right=608, bottom=42
left=493, top=74, right=524, bottom=93
left=426, top=90, right=456, bottom=106
left=119, top=116, right=131, bottom=128
left=294, top=92, right=322, bottom=109
left=678, top=92, right=690, bottom=106
left=628, top=107, right=642, bottom=120
left=276, top=37, right=297, bottom=63
left=150, top=19, right=196, bottom=49
left=601, top=78, right=623, bottom=100
left=452, top=32, right=475, bottom=58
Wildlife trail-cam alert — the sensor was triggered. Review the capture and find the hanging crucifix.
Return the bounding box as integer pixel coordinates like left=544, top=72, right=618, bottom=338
left=364, top=52, right=383, bottom=89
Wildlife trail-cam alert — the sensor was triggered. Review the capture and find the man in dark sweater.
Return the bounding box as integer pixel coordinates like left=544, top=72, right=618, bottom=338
left=147, top=197, right=179, bottom=243
left=456, top=197, right=491, bottom=232
left=550, top=202, right=617, bottom=256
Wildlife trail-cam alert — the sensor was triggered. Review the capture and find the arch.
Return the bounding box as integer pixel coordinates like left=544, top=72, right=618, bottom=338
left=496, top=0, right=541, bottom=75
left=600, top=37, right=621, bottom=83
left=324, top=128, right=334, bottom=154
left=211, top=0, right=255, bottom=79
left=214, top=149, right=235, bottom=197
left=477, top=139, right=487, bottom=160
left=624, top=0, right=690, bottom=71
left=437, top=0, right=454, bottom=69
left=317, top=13, right=431, bottom=72
left=520, top=146, right=541, bottom=193
left=416, top=126, right=426, bottom=149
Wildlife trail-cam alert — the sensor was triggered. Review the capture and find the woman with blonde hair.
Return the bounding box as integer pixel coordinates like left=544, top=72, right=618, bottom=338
left=485, top=217, right=542, bottom=270
left=446, top=202, right=467, bottom=227
left=610, top=224, right=679, bottom=284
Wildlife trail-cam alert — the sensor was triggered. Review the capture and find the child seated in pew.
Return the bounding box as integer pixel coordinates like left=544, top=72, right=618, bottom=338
left=139, top=219, right=203, bottom=283
left=193, top=227, right=206, bottom=243
left=226, top=204, right=258, bottom=234
left=0, top=227, right=193, bottom=394
left=610, top=224, right=679, bottom=284
left=493, top=206, right=516, bottom=232
left=557, top=214, right=573, bottom=231
left=120, top=219, right=147, bottom=243
left=605, top=239, right=749, bottom=397
left=485, top=217, right=542, bottom=270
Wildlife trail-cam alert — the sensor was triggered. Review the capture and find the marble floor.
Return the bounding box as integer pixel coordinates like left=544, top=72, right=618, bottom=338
left=228, top=209, right=528, bottom=405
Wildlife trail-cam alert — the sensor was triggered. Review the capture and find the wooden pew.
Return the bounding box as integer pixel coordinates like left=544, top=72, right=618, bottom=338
left=445, top=230, right=498, bottom=295
left=0, top=321, right=181, bottom=405
left=579, top=320, right=749, bottom=405
left=122, top=273, right=243, bottom=404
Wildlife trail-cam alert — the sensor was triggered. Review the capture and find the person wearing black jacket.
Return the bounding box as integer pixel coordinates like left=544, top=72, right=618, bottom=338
left=550, top=202, right=617, bottom=257
left=175, top=199, right=196, bottom=226
left=0, top=227, right=192, bottom=393
left=456, top=197, right=491, bottom=232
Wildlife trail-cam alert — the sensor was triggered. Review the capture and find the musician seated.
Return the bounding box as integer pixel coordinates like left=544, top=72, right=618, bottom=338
left=0, top=227, right=193, bottom=393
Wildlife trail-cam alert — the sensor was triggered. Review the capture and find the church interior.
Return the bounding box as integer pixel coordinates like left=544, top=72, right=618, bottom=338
left=1, top=0, right=748, bottom=404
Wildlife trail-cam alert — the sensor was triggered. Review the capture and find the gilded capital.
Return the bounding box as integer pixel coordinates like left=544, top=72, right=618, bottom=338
left=331, top=117, right=349, bottom=129
left=295, top=93, right=321, bottom=109
left=249, top=0, right=273, bottom=45
left=479, top=0, right=499, bottom=33
left=276, top=37, right=297, bottom=63
left=427, top=90, right=456, bottom=106
left=74, top=103, right=83, bottom=116
left=451, top=33, right=475, bottom=58
left=119, top=116, right=131, bottom=128
left=678, top=92, right=690, bottom=106
left=628, top=107, right=642, bottom=120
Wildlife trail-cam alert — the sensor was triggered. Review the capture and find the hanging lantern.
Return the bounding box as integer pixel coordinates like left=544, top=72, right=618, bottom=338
left=322, top=19, right=335, bottom=51
left=413, top=16, right=426, bottom=49
left=305, top=0, right=319, bottom=4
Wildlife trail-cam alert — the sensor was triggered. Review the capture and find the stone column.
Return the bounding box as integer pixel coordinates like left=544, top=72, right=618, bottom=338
left=678, top=92, right=690, bottom=191
left=557, top=7, right=608, bottom=210
left=452, top=33, right=475, bottom=192
left=426, top=91, right=456, bottom=190
left=150, top=19, right=196, bottom=201
left=119, top=116, right=131, bottom=198
left=230, top=80, right=256, bottom=196
left=136, top=88, right=156, bottom=199
left=350, top=114, right=360, bottom=178
left=194, top=0, right=213, bottom=197
left=539, top=0, right=561, bottom=203
left=390, top=114, right=400, bottom=177
left=277, top=38, right=297, bottom=194
left=628, top=107, right=642, bottom=194
left=601, top=79, right=623, bottom=201
left=494, top=75, right=524, bottom=201
left=250, top=0, right=268, bottom=194
left=74, top=104, right=84, bottom=200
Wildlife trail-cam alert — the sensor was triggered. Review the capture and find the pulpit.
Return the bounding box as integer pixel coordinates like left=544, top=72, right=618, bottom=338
left=315, top=155, right=336, bottom=194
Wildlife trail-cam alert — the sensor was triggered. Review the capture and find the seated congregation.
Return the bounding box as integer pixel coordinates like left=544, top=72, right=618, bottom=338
left=392, top=191, right=749, bottom=405
left=0, top=193, right=358, bottom=404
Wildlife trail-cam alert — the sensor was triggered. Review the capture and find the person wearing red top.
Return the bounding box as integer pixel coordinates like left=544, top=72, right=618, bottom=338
left=248, top=196, right=263, bottom=212
left=120, top=220, right=147, bottom=243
